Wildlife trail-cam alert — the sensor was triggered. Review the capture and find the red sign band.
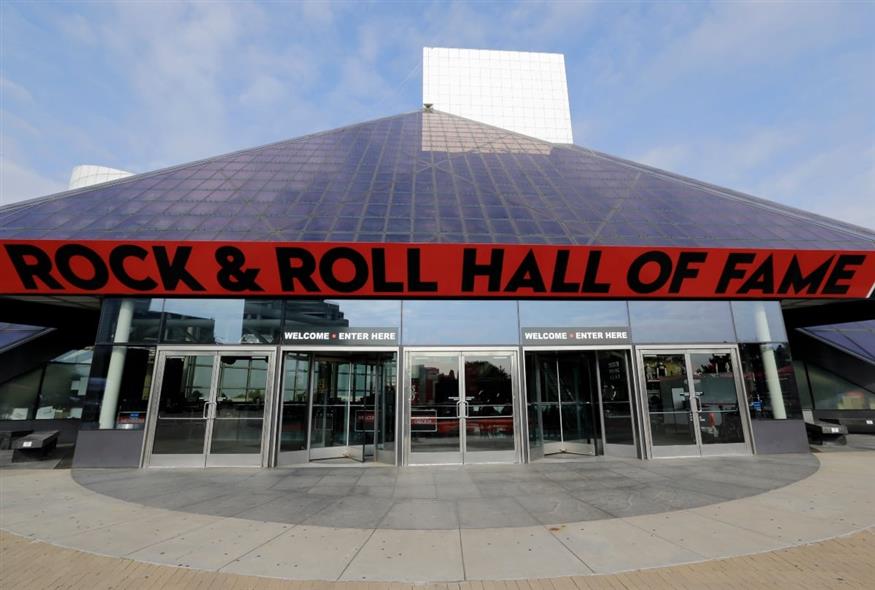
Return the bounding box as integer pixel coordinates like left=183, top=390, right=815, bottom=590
left=1, top=240, right=873, bottom=299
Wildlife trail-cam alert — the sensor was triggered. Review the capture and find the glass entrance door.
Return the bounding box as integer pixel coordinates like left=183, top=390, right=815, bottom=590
left=640, top=349, right=750, bottom=458
left=145, top=349, right=274, bottom=467
left=525, top=352, right=600, bottom=457
left=276, top=351, right=396, bottom=465
left=407, top=351, right=517, bottom=465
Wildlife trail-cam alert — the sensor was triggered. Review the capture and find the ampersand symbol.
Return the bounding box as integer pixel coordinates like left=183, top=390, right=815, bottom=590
left=215, top=246, right=263, bottom=292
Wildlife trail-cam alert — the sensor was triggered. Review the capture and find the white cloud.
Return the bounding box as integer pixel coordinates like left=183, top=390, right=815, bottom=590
left=1, top=77, right=33, bottom=104
left=239, top=75, right=286, bottom=106
left=0, top=157, right=66, bottom=206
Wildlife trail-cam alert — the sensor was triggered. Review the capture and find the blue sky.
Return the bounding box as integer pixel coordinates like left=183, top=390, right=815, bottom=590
left=2, top=1, right=873, bottom=229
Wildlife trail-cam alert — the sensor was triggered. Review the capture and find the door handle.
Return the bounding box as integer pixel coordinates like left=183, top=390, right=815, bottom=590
left=202, top=402, right=210, bottom=419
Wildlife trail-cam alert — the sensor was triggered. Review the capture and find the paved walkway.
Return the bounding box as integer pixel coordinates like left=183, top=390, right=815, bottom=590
left=1, top=528, right=872, bottom=589
left=0, top=453, right=873, bottom=583
left=71, top=454, right=819, bottom=528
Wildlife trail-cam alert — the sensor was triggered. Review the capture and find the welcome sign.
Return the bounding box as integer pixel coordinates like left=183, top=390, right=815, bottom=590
left=1, top=241, right=873, bottom=299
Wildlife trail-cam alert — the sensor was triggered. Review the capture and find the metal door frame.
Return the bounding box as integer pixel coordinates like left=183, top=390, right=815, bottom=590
left=636, top=345, right=752, bottom=459
left=274, top=346, right=399, bottom=466
left=403, top=347, right=522, bottom=466
left=142, top=346, right=276, bottom=468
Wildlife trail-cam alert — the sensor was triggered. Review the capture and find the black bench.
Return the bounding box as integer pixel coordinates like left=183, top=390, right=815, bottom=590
left=805, top=420, right=847, bottom=446
left=12, top=430, right=59, bottom=459
left=0, top=429, right=33, bottom=450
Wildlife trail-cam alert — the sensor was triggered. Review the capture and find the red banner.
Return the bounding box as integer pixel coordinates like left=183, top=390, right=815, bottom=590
left=1, top=240, right=873, bottom=299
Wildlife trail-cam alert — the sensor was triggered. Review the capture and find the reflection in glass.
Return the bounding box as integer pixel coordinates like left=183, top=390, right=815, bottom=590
left=464, top=355, right=514, bottom=452
left=518, top=301, right=629, bottom=327
left=209, top=356, right=268, bottom=454
left=306, top=353, right=393, bottom=455
left=598, top=350, right=634, bottom=444
left=643, top=354, right=696, bottom=446
left=805, top=362, right=875, bottom=411
left=152, top=355, right=212, bottom=454
left=0, top=368, right=41, bottom=421
left=690, top=352, right=744, bottom=444
left=731, top=301, right=788, bottom=343
left=629, top=301, right=734, bottom=343
left=402, top=301, right=519, bottom=345
left=739, top=343, right=803, bottom=420
left=162, top=299, right=283, bottom=344
left=82, top=346, right=155, bottom=427
left=97, top=298, right=163, bottom=344
left=283, top=300, right=401, bottom=330
left=310, top=360, right=350, bottom=449
left=280, top=353, right=310, bottom=452
left=410, top=354, right=461, bottom=453
left=524, top=351, right=599, bottom=455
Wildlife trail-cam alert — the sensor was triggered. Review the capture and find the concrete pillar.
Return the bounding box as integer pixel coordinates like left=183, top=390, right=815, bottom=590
left=754, top=303, right=786, bottom=419
left=98, top=299, right=135, bottom=429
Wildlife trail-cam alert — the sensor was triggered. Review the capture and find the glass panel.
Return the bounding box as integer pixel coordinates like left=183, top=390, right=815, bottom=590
left=349, top=362, right=376, bottom=446
left=152, top=420, right=207, bottom=455
left=793, top=361, right=814, bottom=410
left=82, top=346, right=155, bottom=428
left=284, top=300, right=401, bottom=329
left=377, top=355, right=397, bottom=451
left=629, top=301, right=735, bottom=343
left=157, top=356, right=212, bottom=419
left=731, top=301, right=788, bottom=343
left=209, top=419, right=262, bottom=454
left=538, top=357, right=559, bottom=403
left=0, top=368, right=41, bottom=420
left=540, top=403, right=562, bottom=441
left=280, top=353, right=310, bottom=452
left=162, top=299, right=283, bottom=344
left=527, top=403, right=543, bottom=449
left=402, top=301, right=519, bottom=345
left=410, top=354, right=461, bottom=453
left=739, top=343, right=803, bottom=419
left=560, top=403, right=596, bottom=445
left=152, top=355, right=212, bottom=455
left=97, top=299, right=163, bottom=344
left=209, top=355, right=267, bottom=455
left=643, top=353, right=696, bottom=446
left=518, top=301, right=629, bottom=327
left=805, top=362, right=875, bottom=410
left=690, top=352, right=744, bottom=444
left=649, top=412, right=697, bottom=446
left=37, top=350, right=92, bottom=420
left=464, top=354, right=514, bottom=453
left=598, top=350, right=634, bottom=444
left=310, top=359, right=350, bottom=449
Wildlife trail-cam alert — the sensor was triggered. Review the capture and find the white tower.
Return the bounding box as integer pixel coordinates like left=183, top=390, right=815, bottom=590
left=422, top=47, right=574, bottom=143
left=68, top=165, right=133, bottom=190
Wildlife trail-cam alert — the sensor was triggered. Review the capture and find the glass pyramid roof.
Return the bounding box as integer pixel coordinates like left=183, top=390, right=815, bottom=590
left=1, top=110, right=873, bottom=249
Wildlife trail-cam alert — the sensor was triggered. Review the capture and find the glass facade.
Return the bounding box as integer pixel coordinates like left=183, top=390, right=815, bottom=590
left=69, top=295, right=806, bottom=464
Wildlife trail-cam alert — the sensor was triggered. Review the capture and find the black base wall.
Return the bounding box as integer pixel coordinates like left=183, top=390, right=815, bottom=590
left=751, top=419, right=810, bottom=454
left=72, top=430, right=144, bottom=468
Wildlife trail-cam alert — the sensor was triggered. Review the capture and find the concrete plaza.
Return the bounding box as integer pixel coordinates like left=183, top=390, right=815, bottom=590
left=0, top=452, right=873, bottom=585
